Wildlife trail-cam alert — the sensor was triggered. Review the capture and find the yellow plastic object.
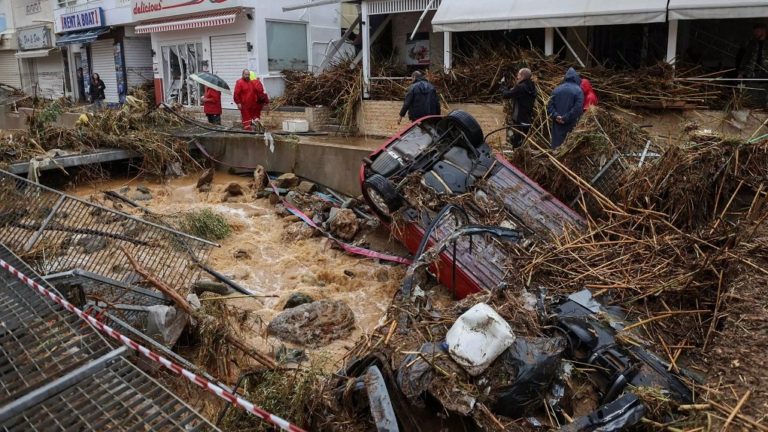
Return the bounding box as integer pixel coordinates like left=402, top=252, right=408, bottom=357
left=75, top=113, right=90, bottom=126
left=250, top=71, right=259, bottom=81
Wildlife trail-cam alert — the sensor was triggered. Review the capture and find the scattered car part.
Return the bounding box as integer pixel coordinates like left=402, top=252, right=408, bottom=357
left=365, top=366, right=400, bottom=432
left=559, top=393, right=646, bottom=432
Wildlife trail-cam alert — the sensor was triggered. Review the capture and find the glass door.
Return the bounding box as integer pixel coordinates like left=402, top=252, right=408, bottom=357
left=161, top=42, right=204, bottom=106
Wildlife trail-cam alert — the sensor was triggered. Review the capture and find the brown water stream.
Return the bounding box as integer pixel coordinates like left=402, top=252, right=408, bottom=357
left=73, top=172, right=405, bottom=369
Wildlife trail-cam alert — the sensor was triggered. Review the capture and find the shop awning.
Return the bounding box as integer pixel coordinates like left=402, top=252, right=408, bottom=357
left=55, top=27, right=110, bottom=46
left=668, top=0, right=768, bottom=20
left=135, top=9, right=240, bottom=34
left=432, top=0, right=669, bottom=32
left=15, top=48, right=57, bottom=59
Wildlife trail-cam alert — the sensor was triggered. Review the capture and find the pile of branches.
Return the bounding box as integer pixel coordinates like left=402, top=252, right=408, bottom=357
left=277, top=58, right=362, bottom=130
left=0, top=91, right=197, bottom=177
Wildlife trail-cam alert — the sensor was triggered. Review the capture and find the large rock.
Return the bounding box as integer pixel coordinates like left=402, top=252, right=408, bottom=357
left=329, top=208, right=359, bottom=241
left=196, top=168, right=215, bottom=189
left=284, top=292, right=314, bottom=309
left=267, top=299, right=355, bottom=347
left=297, top=181, right=317, bottom=194
left=253, top=165, right=268, bottom=192
left=275, top=173, right=300, bottom=189
left=225, top=182, right=244, bottom=196
left=283, top=221, right=315, bottom=241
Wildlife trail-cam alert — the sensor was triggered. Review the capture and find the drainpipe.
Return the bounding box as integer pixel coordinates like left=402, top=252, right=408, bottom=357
left=361, top=1, right=370, bottom=98
left=443, top=31, right=452, bottom=72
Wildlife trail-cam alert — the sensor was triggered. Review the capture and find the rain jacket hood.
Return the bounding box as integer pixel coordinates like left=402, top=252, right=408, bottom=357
left=564, top=67, right=582, bottom=85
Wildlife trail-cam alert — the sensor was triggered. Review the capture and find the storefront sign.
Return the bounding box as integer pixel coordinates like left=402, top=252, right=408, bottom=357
left=132, top=0, right=235, bottom=21
left=18, top=25, right=52, bottom=50
left=59, top=8, right=104, bottom=32
left=405, top=39, right=430, bottom=66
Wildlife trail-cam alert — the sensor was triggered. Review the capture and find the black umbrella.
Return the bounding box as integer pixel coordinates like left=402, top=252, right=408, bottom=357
left=189, top=72, right=231, bottom=94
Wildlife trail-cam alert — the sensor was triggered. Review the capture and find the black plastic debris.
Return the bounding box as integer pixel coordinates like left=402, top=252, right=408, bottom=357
left=493, top=337, right=567, bottom=418
left=555, top=290, right=694, bottom=404
left=559, top=393, right=646, bottom=432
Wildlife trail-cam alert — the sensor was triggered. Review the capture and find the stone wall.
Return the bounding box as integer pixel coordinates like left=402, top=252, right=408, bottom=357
left=356, top=100, right=506, bottom=141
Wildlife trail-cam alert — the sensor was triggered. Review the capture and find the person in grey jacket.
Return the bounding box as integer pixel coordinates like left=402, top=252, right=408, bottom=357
left=546, top=67, right=584, bottom=149
left=398, top=71, right=440, bottom=124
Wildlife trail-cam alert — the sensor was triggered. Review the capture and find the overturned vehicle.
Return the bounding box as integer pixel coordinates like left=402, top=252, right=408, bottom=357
left=336, top=112, right=696, bottom=431
left=360, top=111, right=585, bottom=299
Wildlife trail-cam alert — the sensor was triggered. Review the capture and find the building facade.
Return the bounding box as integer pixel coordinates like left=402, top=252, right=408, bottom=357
left=0, top=0, right=23, bottom=89
left=130, top=0, right=341, bottom=108
left=13, top=0, right=66, bottom=99
left=53, top=0, right=152, bottom=105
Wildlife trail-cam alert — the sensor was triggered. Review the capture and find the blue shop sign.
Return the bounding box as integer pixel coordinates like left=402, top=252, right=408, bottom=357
left=60, top=8, right=105, bottom=32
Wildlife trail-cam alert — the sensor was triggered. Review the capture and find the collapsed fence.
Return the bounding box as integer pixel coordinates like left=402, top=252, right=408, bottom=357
left=0, top=169, right=216, bottom=292
left=0, top=244, right=218, bottom=431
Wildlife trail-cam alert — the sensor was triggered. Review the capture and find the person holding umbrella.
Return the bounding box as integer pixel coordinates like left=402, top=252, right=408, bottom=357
left=202, top=86, right=222, bottom=124
left=189, top=72, right=231, bottom=126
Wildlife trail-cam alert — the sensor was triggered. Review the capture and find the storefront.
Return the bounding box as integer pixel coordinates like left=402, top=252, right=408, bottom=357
left=0, top=9, right=22, bottom=89
left=55, top=6, right=152, bottom=105
left=131, top=0, right=339, bottom=106
left=15, top=23, right=65, bottom=99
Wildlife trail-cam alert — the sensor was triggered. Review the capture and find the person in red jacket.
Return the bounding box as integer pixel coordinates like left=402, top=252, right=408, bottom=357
left=201, top=86, right=222, bottom=125
left=233, top=69, right=256, bottom=130
left=249, top=75, right=269, bottom=121
left=581, top=78, right=598, bottom=111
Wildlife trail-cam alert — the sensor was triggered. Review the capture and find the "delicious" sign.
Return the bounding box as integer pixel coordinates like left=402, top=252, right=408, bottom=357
left=59, top=8, right=104, bottom=32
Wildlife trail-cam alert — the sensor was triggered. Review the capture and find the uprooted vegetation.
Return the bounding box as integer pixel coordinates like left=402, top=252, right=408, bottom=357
left=0, top=87, right=199, bottom=177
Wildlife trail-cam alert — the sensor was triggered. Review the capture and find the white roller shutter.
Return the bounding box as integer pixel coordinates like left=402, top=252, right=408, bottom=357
left=34, top=54, right=66, bottom=99
left=90, top=39, right=119, bottom=103
left=210, top=34, right=247, bottom=109
left=123, top=37, right=153, bottom=89
left=0, top=51, right=22, bottom=89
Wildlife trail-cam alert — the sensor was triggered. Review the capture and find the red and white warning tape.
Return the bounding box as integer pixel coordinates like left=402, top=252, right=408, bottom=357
left=0, top=258, right=306, bottom=432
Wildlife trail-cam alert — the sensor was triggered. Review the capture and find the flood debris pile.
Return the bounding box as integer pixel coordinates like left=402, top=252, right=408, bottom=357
left=0, top=88, right=197, bottom=178
left=279, top=46, right=729, bottom=130
left=307, top=117, right=767, bottom=430
left=509, top=108, right=656, bottom=212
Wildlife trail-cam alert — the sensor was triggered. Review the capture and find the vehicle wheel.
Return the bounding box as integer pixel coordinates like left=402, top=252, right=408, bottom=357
left=447, top=110, right=484, bottom=148
left=362, top=174, right=402, bottom=222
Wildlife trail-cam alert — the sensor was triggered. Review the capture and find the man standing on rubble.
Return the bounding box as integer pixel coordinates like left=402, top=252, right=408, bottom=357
left=547, top=67, right=584, bottom=149
left=398, top=71, right=440, bottom=124
left=737, top=23, right=768, bottom=106
left=500, top=68, right=537, bottom=148
left=234, top=69, right=256, bottom=130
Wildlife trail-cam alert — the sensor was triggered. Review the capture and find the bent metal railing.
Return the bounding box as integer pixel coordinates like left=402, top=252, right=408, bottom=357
left=0, top=243, right=218, bottom=431
left=0, top=169, right=216, bottom=293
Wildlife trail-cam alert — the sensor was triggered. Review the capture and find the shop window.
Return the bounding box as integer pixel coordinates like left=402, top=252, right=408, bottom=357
left=266, top=21, right=308, bottom=72
left=161, top=42, right=204, bottom=106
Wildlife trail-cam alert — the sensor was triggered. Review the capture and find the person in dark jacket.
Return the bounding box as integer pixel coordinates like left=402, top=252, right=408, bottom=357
left=398, top=71, right=440, bottom=124
left=546, top=67, right=584, bottom=149
left=500, top=67, right=537, bottom=148
left=90, top=73, right=106, bottom=110
left=737, top=23, right=768, bottom=107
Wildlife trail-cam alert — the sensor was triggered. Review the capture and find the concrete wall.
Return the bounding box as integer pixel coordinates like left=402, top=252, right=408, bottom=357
left=186, top=106, right=331, bottom=131
left=197, top=134, right=369, bottom=196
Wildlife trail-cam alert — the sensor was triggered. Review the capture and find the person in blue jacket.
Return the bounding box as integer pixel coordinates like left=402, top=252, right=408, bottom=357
left=547, top=67, right=584, bottom=149
left=398, top=71, right=440, bottom=124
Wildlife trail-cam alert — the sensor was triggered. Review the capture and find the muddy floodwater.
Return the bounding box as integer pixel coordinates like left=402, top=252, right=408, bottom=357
left=73, top=173, right=405, bottom=369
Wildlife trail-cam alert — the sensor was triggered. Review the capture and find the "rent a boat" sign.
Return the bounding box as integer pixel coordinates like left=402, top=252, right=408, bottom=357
left=59, top=8, right=104, bottom=32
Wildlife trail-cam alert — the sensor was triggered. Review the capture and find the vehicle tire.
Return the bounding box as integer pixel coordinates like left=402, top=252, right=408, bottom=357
left=362, top=174, right=402, bottom=222
left=447, top=110, right=484, bottom=148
